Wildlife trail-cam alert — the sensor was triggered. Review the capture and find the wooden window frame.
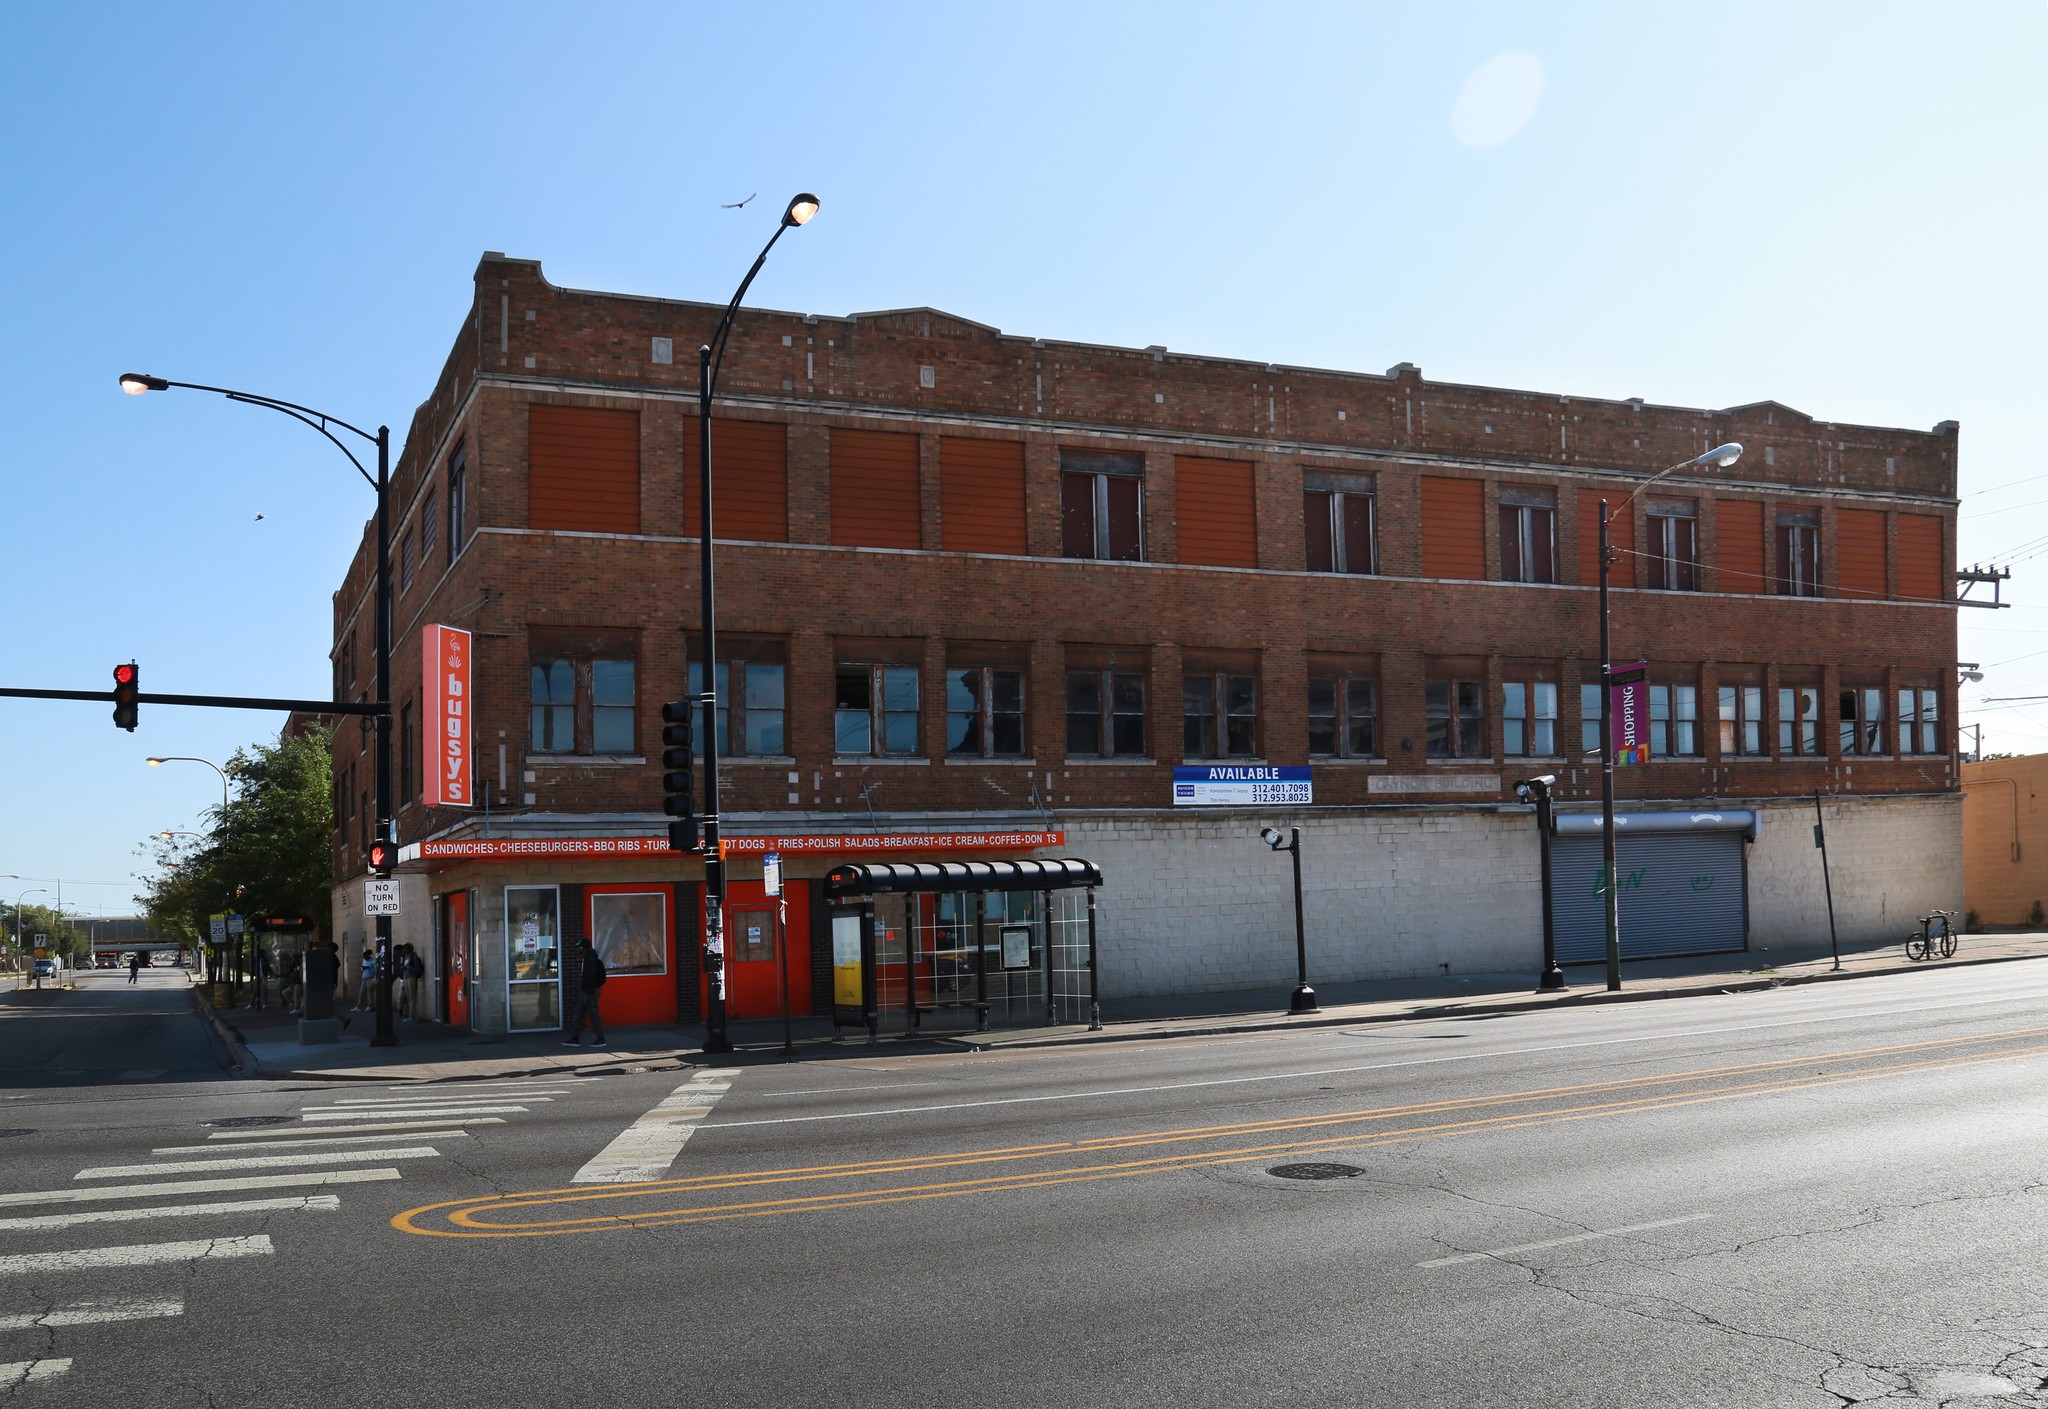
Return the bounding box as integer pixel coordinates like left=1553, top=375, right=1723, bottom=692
left=1426, top=676, right=1485, bottom=759
left=1182, top=671, right=1257, bottom=760
left=1778, top=680, right=1822, bottom=757
left=447, top=441, right=469, bottom=563
left=1304, top=474, right=1377, bottom=575
left=1059, top=451, right=1144, bottom=562
left=1649, top=674, right=1702, bottom=758
left=1498, top=497, right=1557, bottom=584
left=529, top=650, right=638, bottom=757
left=1897, top=685, right=1941, bottom=756
left=1066, top=669, right=1147, bottom=759
left=1502, top=678, right=1559, bottom=758
left=1717, top=681, right=1766, bottom=757
left=688, top=648, right=789, bottom=760
left=947, top=666, right=1027, bottom=759
left=1839, top=681, right=1888, bottom=757
left=1646, top=499, right=1699, bottom=592
left=836, top=663, right=920, bottom=758
left=1775, top=512, right=1821, bottom=597
left=1307, top=673, right=1377, bottom=759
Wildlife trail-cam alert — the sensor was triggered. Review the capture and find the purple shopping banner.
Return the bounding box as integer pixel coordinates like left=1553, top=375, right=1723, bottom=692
left=1610, top=661, right=1649, bottom=766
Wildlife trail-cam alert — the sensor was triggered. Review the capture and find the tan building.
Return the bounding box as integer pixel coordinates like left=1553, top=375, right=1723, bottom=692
left=1962, top=755, right=2048, bottom=925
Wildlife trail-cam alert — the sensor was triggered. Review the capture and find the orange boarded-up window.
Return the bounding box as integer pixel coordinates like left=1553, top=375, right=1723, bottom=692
left=939, top=438, right=1026, bottom=555
left=1175, top=457, right=1257, bottom=568
left=1717, top=501, right=1766, bottom=594
left=1836, top=509, right=1888, bottom=599
left=830, top=429, right=920, bottom=549
left=1897, top=513, right=1944, bottom=600
left=1576, top=488, right=1633, bottom=587
left=1421, top=476, right=1485, bottom=579
left=529, top=405, right=639, bottom=534
left=682, top=420, right=788, bottom=542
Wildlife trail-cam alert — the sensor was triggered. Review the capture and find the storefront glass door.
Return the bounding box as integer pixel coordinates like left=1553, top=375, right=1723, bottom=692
left=444, top=891, right=471, bottom=1028
left=504, top=886, right=560, bottom=1031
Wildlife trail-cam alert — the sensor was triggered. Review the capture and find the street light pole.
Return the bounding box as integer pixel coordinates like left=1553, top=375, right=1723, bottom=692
left=1596, top=442, right=1743, bottom=994
left=1260, top=825, right=1318, bottom=1014
left=692, top=192, right=820, bottom=1057
left=121, top=375, right=396, bottom=1046
left=1514, top=776, right=1564, bottom=990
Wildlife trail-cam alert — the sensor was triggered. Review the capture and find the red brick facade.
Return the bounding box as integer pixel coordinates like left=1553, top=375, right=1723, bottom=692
left=329, top=254, right=1960, bottom=879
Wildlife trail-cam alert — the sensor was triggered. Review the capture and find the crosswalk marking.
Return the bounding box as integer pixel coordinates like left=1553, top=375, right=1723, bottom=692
left=0, top=1298, right=183, bottom=1330
left=77, top=1147, right=440, bottom=1180
left=0, top=1235, right=271, bottom=1277
left=299, top=1105, right=529, bottom=1120
left=206, top=1117, right=505, bottom=1140
left=0, top=1196, right=340, bottom=1234
left=155, top=1130, right=469, bottom=1155
left=0, top=1359, right=70, bottom=1387
left=0, top=1169, right=401, bottom=1209
left=572, top=1069, right=738, bottom=1184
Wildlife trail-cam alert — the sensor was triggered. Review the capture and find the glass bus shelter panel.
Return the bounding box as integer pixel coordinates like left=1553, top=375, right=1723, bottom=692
left=1046, top=889, right=1093, bottom=1026
left=871, top=893, right=911, bottom=1015
left=972, top=890, right=1045, bottom=1023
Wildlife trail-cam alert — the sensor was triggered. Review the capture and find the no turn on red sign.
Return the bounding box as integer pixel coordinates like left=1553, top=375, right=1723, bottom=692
left=363, top=879, right=401, bottom=915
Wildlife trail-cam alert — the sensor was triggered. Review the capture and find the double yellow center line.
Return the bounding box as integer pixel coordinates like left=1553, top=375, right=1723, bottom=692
left=394, top=1023, right=2048, bottom=1239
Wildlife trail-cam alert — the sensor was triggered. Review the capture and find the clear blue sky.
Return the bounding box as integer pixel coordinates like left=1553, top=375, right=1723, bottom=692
left=3, top=1, right=2043, bottom=914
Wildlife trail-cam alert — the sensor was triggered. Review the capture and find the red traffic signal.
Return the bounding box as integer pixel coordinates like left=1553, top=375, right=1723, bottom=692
left=367, top=842, right=391, bottom=876
left=111, top=662, right=139, bottom=731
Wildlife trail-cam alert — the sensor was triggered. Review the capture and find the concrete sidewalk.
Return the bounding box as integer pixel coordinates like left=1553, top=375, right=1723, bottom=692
left=192, top=928, right=2048, bottom=1084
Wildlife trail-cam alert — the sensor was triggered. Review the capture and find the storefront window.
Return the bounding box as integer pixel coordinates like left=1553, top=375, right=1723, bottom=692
left=590, top=890, right=666, bottom=976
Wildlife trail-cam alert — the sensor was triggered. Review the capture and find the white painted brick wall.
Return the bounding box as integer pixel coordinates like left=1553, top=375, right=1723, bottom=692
left=1066, top=793, right=1960, bottom=997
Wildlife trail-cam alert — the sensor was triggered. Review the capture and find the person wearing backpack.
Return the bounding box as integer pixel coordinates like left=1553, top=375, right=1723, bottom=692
left=563, top=937, right=607, bottom=1047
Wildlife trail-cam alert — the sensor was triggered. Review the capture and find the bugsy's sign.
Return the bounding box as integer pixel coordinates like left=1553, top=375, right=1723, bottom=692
left=422, top=624, right=473, bottom=808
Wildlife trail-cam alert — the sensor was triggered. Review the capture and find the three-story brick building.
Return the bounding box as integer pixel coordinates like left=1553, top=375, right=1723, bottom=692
left=328, top=253, right=1962, bottom=1035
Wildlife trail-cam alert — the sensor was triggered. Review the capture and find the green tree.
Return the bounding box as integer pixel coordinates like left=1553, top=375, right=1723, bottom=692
left=137, top=725, right=333, bottom=944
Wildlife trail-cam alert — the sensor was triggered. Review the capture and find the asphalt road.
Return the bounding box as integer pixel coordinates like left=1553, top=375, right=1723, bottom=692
left=5, top=964, right=2048, bottom=1407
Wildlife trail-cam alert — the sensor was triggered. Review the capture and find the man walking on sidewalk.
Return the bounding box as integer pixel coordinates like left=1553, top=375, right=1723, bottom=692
left=563, top=936, right=607, bottom=1047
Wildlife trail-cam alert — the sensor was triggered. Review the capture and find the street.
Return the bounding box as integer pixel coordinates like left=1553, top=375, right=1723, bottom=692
left=5, top=964, right=2048, bottom=1407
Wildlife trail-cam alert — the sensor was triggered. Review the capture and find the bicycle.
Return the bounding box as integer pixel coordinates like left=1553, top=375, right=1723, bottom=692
left=1905, top=908, right=1958, bottom=962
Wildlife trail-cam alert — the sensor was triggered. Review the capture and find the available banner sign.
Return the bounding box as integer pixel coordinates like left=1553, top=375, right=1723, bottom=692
left=1610, top=661, right=1649, bottom=766
left=1172, top=765, right=1313, bottom=806
left=422, top=624, right=473, bottom=808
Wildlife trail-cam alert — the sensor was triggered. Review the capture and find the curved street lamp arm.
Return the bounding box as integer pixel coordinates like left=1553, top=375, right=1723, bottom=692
left=703, top=221, right=793, bottom=401
left=221, top=395, right=375, bottom=490
left=150, top=380, right=380, bottom=448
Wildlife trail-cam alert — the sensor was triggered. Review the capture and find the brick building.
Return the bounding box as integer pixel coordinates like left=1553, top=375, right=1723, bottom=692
left=328, top=252, right=1963, bottom=1035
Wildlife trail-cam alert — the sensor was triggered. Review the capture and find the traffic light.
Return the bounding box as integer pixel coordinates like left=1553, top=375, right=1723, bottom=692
left=111, top=662, right=139, bottom=731
left=661, top=701, right=697, bottom=852
left=367, top=840, right=392, bottom=876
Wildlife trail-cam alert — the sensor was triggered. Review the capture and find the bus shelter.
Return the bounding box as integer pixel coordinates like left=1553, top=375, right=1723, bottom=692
left=824, top=859, right=1104, bottom=1040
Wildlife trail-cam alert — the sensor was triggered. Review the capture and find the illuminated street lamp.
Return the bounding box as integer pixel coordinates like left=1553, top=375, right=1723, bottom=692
left=694, top=191, right=820, bottom=1055
left=1595, top=442, right=1743, bottom=991
left=125, top=379, right=395, bottom=1044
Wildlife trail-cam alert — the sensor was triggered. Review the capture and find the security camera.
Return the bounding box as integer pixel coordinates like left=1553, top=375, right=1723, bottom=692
left=1512, top=774, right=1557, bottom=802
left=1259, top=826, right=1283, bottom=848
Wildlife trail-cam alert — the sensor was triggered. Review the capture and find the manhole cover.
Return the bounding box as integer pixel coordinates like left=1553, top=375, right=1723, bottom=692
left=0, top=1129, right=31, bottom=1139
left=1268, top=1162, right=1365, bottom=1181
left=200, top=1115, right=292, bottom=1129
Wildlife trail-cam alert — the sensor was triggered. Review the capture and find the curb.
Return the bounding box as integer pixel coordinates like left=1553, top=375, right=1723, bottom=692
left=203, top=943, right=2048, bottom=1078
left=923, top=944, right=2048, bottom=1052
left=188, top=985, right=257, bottom=1078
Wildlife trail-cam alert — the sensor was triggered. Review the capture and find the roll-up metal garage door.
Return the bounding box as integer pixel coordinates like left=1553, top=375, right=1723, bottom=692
left=1551, top=814, right=1751, bottom=964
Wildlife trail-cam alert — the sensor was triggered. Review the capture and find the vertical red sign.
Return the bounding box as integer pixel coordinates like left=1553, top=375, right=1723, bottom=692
left=422, top=625, right=473, bottom=808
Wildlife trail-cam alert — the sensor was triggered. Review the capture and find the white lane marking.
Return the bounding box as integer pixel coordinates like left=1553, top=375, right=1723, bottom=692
left=0, top=1196, right=340, bottom=1233
left=0, top=1298, right=184, bottom=1329
left=77, top=1147, right=439, bottom=1179
left=332, top=1091, right=571, bottom=1104
left=0, top=1359, right=71, bottom=1387
left=0, top=1235, right=272, bottom=1277
left=158, top=1130, right=469, bottom=1155
left=572, top=1070, right=739, bottom=1184
left=299, top=1106, right=528, bottom=1120
left=756, top=1083, right=948, bottom=1098
left=1416, top=1214, right=1716, bottom=1268
left=707, top=994, right=2048, bottom=1131
left=206, top=1118, right=505, bottom=1140
left=0, top=1170, right=400, bottom=1209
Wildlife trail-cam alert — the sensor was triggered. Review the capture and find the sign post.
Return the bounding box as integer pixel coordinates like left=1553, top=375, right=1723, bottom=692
left=762, top=851, right=793, bottom=1054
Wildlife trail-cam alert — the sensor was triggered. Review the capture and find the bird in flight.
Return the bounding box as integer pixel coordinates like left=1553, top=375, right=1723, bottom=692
left=254, top=512, right=266, bottom=521
left=721, top=193, right=756, bottom=209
